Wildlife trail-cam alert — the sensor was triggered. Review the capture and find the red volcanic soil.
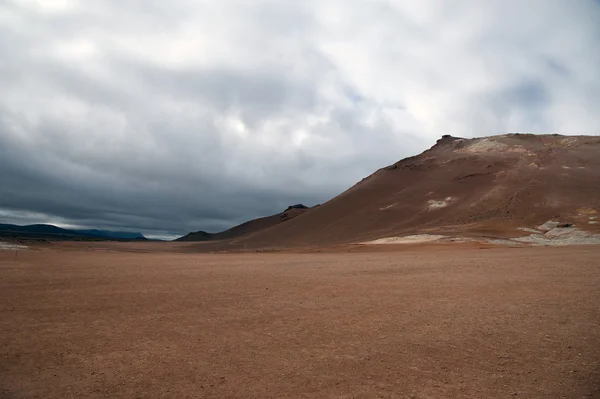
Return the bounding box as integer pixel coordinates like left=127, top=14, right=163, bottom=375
left=184, top=134, right=600, bottom=251
left=1, top=242, right=600, bottom=398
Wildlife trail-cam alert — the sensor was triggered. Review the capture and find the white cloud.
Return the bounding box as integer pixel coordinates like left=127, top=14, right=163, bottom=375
left=16, top=0, right=79, bottom=13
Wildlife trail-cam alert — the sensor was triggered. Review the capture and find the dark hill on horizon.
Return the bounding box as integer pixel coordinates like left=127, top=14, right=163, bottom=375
left=181, top=133, right=600, bottom=251
left=72, top=229, right=146, bottom=240
left=0, top=224, right=147, bottom=241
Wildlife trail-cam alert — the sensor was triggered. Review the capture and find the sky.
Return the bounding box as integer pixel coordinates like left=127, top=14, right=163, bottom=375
left=1, top=0, right=600, bottom=240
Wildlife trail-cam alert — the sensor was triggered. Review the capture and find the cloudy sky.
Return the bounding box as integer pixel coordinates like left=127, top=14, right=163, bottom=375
left=1, top=0, right=599, bottom=239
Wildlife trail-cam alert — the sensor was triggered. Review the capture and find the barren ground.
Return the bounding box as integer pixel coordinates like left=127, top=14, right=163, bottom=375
left=1, top=243, right=600, bottom=398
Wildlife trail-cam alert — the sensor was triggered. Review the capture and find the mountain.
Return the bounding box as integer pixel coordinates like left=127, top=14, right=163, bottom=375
left=0, top=224, right=147, bottom=241
left=185, top=133, right=600, bottom=250
left=176, top=205, right=311, bottom=242
left=73, top=229, right=146, bottom=240
left=0, top=223, right=82, bottom=238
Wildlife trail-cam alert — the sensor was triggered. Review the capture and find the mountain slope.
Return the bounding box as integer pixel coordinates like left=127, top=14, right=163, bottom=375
left=175, top=205, right=310, bottom=242
left=192, top=134, right=600, bottom=250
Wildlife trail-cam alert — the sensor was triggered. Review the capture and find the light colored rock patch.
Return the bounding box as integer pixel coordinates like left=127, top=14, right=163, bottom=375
left=461, top=138, right=509, bottom=153
left=362, top=228, right=600, bottom=247
left=0, top=241, right=28, bottom=251
left=518, top=227, right=542, bottom=234
left=590, top=221, right=598, bottom=225
left=513, top=227, right=600, bottom=246
left=427, top=200, right=448, bottom=210
left=537, top=221, right=561, bottom=231
left=427, top=197, right=456, bottom=211
left=365, top=235, right=447, bottom=244
left=545, top=227, right=578, bottom=238
left=560, top=137, right=579, bottom=147
left=508, top=146, right=534, bottom=155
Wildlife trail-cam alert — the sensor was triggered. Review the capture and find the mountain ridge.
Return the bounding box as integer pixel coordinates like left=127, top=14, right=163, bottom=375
left=0, top=224, right=147, bottom=241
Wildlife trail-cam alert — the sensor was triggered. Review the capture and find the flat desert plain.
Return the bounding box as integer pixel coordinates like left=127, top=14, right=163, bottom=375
left=1, top=243, right=600, bottom=398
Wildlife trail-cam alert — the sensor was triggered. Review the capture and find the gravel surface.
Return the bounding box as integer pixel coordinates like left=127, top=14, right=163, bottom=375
left=1, top=243, right=600, bottom=398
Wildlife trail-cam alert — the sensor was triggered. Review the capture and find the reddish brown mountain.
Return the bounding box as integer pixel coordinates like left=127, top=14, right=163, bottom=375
left=185, top=134, right=600, bottom=250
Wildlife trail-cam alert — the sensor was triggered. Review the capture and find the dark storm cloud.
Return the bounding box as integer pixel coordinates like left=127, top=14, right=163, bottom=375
left=1, top=0, right=600, bottom=239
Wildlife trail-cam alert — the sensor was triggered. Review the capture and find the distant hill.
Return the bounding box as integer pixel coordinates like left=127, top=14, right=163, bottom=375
left=73, top=229, right=146, bottom=240
left=0, top=224, right=147, bottom=241
left=175, top=205, right=311, bottom=242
